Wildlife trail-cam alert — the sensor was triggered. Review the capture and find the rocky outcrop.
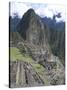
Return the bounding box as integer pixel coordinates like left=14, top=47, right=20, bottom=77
left=10, top=61, right=44, bottom=88
left=18, top=9, right=49, bottom=48
left=10, top=58, right=65, bottom=88
left=17, top=9, right=53, bottom=63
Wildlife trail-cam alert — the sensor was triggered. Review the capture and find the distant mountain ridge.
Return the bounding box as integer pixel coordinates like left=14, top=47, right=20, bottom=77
left=41, top=17, right=65, bottom=31
left=9, top=13, right=65, bottom=32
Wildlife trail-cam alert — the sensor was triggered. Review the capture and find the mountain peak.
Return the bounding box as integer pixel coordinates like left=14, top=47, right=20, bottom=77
left=26, top=8, right=35, bottom=14
left=17, top=9, right=38, bottom=40
left=23, top=8, right=36, bottom=19
left=18, top=9, right=49, bottom=48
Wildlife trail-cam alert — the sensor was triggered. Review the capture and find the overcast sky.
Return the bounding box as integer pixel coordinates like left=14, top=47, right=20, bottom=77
left=10, top=2, right=65, bottom=22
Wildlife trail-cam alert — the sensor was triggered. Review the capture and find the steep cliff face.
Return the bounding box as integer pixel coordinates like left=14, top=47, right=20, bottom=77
left=10, top=9, right=65, bottom=88
left=17, top=9, right=52, bottom=62
left=18, top=9, right=49, bottom=47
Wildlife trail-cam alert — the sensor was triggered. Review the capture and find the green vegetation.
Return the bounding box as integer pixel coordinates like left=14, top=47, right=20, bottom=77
left=31, top=63, right=45, bottom=74
left=49, top=28, right=65, bottom=66
left=10, top=47, right=33, bottom=63
left=10, top=31, right=23, bottom=44
left=31, top=63, right=50, bottom=85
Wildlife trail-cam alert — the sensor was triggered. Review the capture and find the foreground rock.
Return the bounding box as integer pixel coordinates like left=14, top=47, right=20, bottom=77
left=9, top=59, right=65, bottom=88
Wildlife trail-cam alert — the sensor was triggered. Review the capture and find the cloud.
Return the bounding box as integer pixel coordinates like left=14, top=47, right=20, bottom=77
left=11, top=2, right=32, bottom=17
left=10, top=2, right=65, bottom=22
left=35, top=6, right=53, bottom=18
left=47, top=4, right=65, bottom=21
left=35, top=4, right=65, bottom=21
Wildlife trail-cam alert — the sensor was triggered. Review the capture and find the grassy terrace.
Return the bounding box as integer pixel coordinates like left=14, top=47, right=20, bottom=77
left=31, top=63, right=50, bottom=85
left=10, top=47, right=50, bottom=85
left=10, top=47, right=33, bottom=63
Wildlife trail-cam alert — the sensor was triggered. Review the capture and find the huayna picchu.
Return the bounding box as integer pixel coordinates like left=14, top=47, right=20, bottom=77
left=9, top=8, right=65, bottom=88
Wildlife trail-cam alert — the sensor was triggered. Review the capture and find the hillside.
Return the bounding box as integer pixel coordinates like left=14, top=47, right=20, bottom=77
left=9, top=9, right=65, bottom=88
left=9, top=13, right=65, bottom=65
